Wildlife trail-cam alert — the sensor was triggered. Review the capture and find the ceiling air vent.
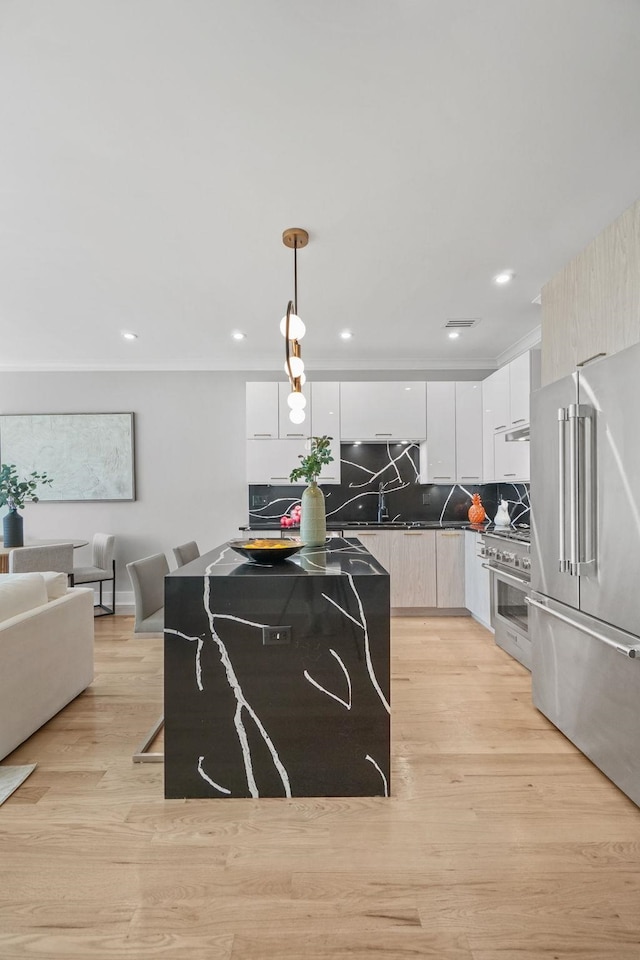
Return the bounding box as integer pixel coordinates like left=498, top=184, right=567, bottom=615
left=444, top=318, right=480, bottom=330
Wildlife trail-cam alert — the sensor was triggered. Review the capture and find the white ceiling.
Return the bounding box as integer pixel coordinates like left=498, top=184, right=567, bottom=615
left=1, top=0, right=640, bottom=373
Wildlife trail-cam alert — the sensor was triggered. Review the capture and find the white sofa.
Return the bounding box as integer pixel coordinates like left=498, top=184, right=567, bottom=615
left=0, top=573, right=94, bottom=760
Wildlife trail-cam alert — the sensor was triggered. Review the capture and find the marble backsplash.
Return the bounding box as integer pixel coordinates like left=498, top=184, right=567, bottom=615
left=249, top=442, right=530, bottom=528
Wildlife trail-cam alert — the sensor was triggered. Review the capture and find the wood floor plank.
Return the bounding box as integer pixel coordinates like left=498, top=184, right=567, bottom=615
left=1, top=613, right=639, bottom=959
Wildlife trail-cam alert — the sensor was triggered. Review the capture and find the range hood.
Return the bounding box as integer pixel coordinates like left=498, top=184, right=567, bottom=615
left=505, top=423, right=530, bottom=442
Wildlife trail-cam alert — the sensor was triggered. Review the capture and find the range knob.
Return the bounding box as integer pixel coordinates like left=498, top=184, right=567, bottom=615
left=503, top=552, right=515, bottom=563
left=521, top=557, right=531, bottom=570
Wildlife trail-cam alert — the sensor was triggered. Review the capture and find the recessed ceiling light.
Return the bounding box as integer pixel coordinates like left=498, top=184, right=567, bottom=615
left=405, top=386, right=411, bottom=391
left=340, top=330, right=353, bottom=340
left=232, top=331, right=246, bottom=341
left=121, top=331, right=138, bottom=341
left=494, top=270, right=515, bottom=285
left=448, top=331, right=460, bottom=339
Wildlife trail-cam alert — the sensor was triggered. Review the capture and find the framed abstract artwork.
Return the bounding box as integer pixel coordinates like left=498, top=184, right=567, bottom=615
left=0, top=413, right=136, bottom=501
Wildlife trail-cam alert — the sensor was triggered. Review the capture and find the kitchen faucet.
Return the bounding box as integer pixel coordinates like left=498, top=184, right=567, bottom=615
left=377, top=482, right=390, bottom=523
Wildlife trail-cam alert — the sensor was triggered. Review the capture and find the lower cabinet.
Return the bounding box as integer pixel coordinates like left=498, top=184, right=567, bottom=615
left=435, top=531, right=466, bottom=608
left=355, top=529, right=463, bottom=609
left=464, top=530, right=492, bottom=628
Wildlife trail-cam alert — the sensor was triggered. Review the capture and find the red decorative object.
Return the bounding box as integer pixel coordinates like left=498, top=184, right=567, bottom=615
left=280, top=503, right=302, bottom=528
left=468, top=493, right=486, bottom=524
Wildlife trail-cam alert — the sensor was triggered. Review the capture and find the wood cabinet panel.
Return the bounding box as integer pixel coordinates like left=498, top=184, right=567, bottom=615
left=436, top=531, right=465, bottom=607
left=542, top=198, right=640, bottom=385
left=389, top=531, right=437, bottom=608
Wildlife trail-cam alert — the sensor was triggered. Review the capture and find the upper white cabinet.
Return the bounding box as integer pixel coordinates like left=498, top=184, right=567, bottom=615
left=508, top=351, right=530, bottom=429
left=246, top=382, right=279, bottom=438
left=454, top=382, right=483, bottom=484
left=421, top=381, right=482, bottom=483
left=246, top=381, right=313, bottom=441
left=278, top=382, right=310, bottom=440
left=340, top=382, right=426, bottom=441
left=423, top=382, right=456, bottom=482
left=310, top=382, right=341, bottom=484
left=246, top=438, right=307, bottom=484
left=494, top=431, right=529, bottom=482
left=482, top=351, right=534, bottom=481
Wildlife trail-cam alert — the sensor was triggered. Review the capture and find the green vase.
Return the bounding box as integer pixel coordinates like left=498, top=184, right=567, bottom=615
left=3, top=508, right=24, bottom=547
left=300, top=480, right=326, bottom=547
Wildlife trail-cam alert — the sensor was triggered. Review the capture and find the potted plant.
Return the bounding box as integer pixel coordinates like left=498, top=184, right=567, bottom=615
left=289, top=436, right=334, bottom=546
left=0, top=463, right=53, bottom=547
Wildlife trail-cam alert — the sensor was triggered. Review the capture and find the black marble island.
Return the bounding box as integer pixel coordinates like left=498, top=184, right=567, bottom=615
left=164, top=538, right=390, bottom=799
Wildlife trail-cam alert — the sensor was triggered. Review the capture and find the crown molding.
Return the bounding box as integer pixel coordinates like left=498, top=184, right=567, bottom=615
left=495, top=325, right=541, bottom=367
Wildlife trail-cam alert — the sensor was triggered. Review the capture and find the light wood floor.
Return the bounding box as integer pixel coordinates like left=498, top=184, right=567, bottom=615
left=1, top=615, right=639, bottom=960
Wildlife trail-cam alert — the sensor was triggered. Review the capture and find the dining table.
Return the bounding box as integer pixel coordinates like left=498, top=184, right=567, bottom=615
left=0, top=539, right=89, bottom=574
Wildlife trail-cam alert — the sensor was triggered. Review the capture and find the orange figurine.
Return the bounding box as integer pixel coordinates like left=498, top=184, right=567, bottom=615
left=468, top=492, right=486, bottom=524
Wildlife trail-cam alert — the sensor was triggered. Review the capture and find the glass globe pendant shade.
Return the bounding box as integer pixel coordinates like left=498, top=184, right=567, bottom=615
left=284, top=356, right=305, bottom=379
left=289, top=407, right=306, bottom=425
left=279, top=313, right=306, bottom=341
left=287, top=391, right=306, bottom=410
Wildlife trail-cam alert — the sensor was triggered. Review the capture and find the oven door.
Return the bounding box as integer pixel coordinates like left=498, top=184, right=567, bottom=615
left=485, top=563, right=532, bottom=670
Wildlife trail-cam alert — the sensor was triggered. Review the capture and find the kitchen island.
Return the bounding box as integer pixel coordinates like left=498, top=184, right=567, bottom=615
left=164, top=538, right=390, bottom=799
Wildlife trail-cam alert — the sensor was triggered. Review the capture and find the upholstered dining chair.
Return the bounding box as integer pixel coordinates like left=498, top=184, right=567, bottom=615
left=9, top=542, right=74, bottom=575
left=172, top=540, right=200, bottom=568
left=126, top=552, right=168, bottom=763
left=70, top=533, right=116, bottom=616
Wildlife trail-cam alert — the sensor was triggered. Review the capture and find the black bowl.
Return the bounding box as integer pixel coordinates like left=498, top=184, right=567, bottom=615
left=228, top=538, right=304, bottom=564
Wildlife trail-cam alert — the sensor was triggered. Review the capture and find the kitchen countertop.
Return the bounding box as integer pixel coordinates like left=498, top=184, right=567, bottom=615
left=241, top=521, right=490, bottom=532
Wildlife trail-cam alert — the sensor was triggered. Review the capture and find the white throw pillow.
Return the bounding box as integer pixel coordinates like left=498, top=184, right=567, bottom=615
left=39, top=571, right=68, bottom=601
left=0, top=575, right=49, bottom=623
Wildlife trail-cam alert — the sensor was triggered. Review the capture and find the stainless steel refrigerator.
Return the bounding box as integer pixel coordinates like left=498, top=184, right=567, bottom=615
left=530, top=341, right=640, bottom=807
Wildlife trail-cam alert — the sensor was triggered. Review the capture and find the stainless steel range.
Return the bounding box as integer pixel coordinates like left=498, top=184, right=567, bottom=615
left=480, top=528, right=532, bottom=669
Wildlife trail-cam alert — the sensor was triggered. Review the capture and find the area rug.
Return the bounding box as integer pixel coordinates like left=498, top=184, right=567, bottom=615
left=0, top=764, right=37, bottom=805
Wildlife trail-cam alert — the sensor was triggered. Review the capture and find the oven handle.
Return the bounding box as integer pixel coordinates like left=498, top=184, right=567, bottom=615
left=526, top=597, right=640, bottom=659
left=482, top=563, right=530, bottom=587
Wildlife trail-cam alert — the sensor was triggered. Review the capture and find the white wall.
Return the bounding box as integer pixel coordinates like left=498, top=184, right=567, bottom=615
left=0, top=371, right=247, bottom=606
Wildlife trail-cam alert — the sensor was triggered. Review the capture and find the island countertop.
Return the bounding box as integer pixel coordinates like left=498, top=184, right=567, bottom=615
left=168, top=536, right=389, bottom=578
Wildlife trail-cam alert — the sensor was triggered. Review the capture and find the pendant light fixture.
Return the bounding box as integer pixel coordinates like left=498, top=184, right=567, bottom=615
left=280, top=227, right=309, bottom=424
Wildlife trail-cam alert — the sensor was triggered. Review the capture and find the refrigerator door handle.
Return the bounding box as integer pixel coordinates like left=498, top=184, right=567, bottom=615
left=568, top=404, right=579, bottom=575
left=557, top=407, right=568, bottom=572
left=526, top=597, right=640, bottom=659
left=568, top=402, right=596, bottom=576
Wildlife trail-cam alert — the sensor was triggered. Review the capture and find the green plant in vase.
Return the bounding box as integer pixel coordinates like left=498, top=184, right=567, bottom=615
left=289, top=436, right=334, bottom=547
left=0, top=463, right=53, bottom=547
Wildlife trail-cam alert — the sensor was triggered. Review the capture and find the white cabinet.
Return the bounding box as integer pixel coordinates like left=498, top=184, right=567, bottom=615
left=508, top=351, right=530, bottom=429
left=435, top=531, right=466, bottom=608
left=340, top=382, right=426, bottom=441
left=246, top=382, right=279, bottom=438
left=310, top=382, right=341, bottom=484
left=421, top=381, right=482, bottom=483
left=482, top=352, right=533, bottom=481
left=424, top=382, right=456, bottom=482
left=246, top=439, right=307, bottom=484
left=464, top=530, right=492, bottom=629
left=494, top=431, right=530, bottom=482
left=455, top=382, right=483, bottom=484
left=246, top=382, right=313, bottom=440
left=278, top=382, right=310, bottom=440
